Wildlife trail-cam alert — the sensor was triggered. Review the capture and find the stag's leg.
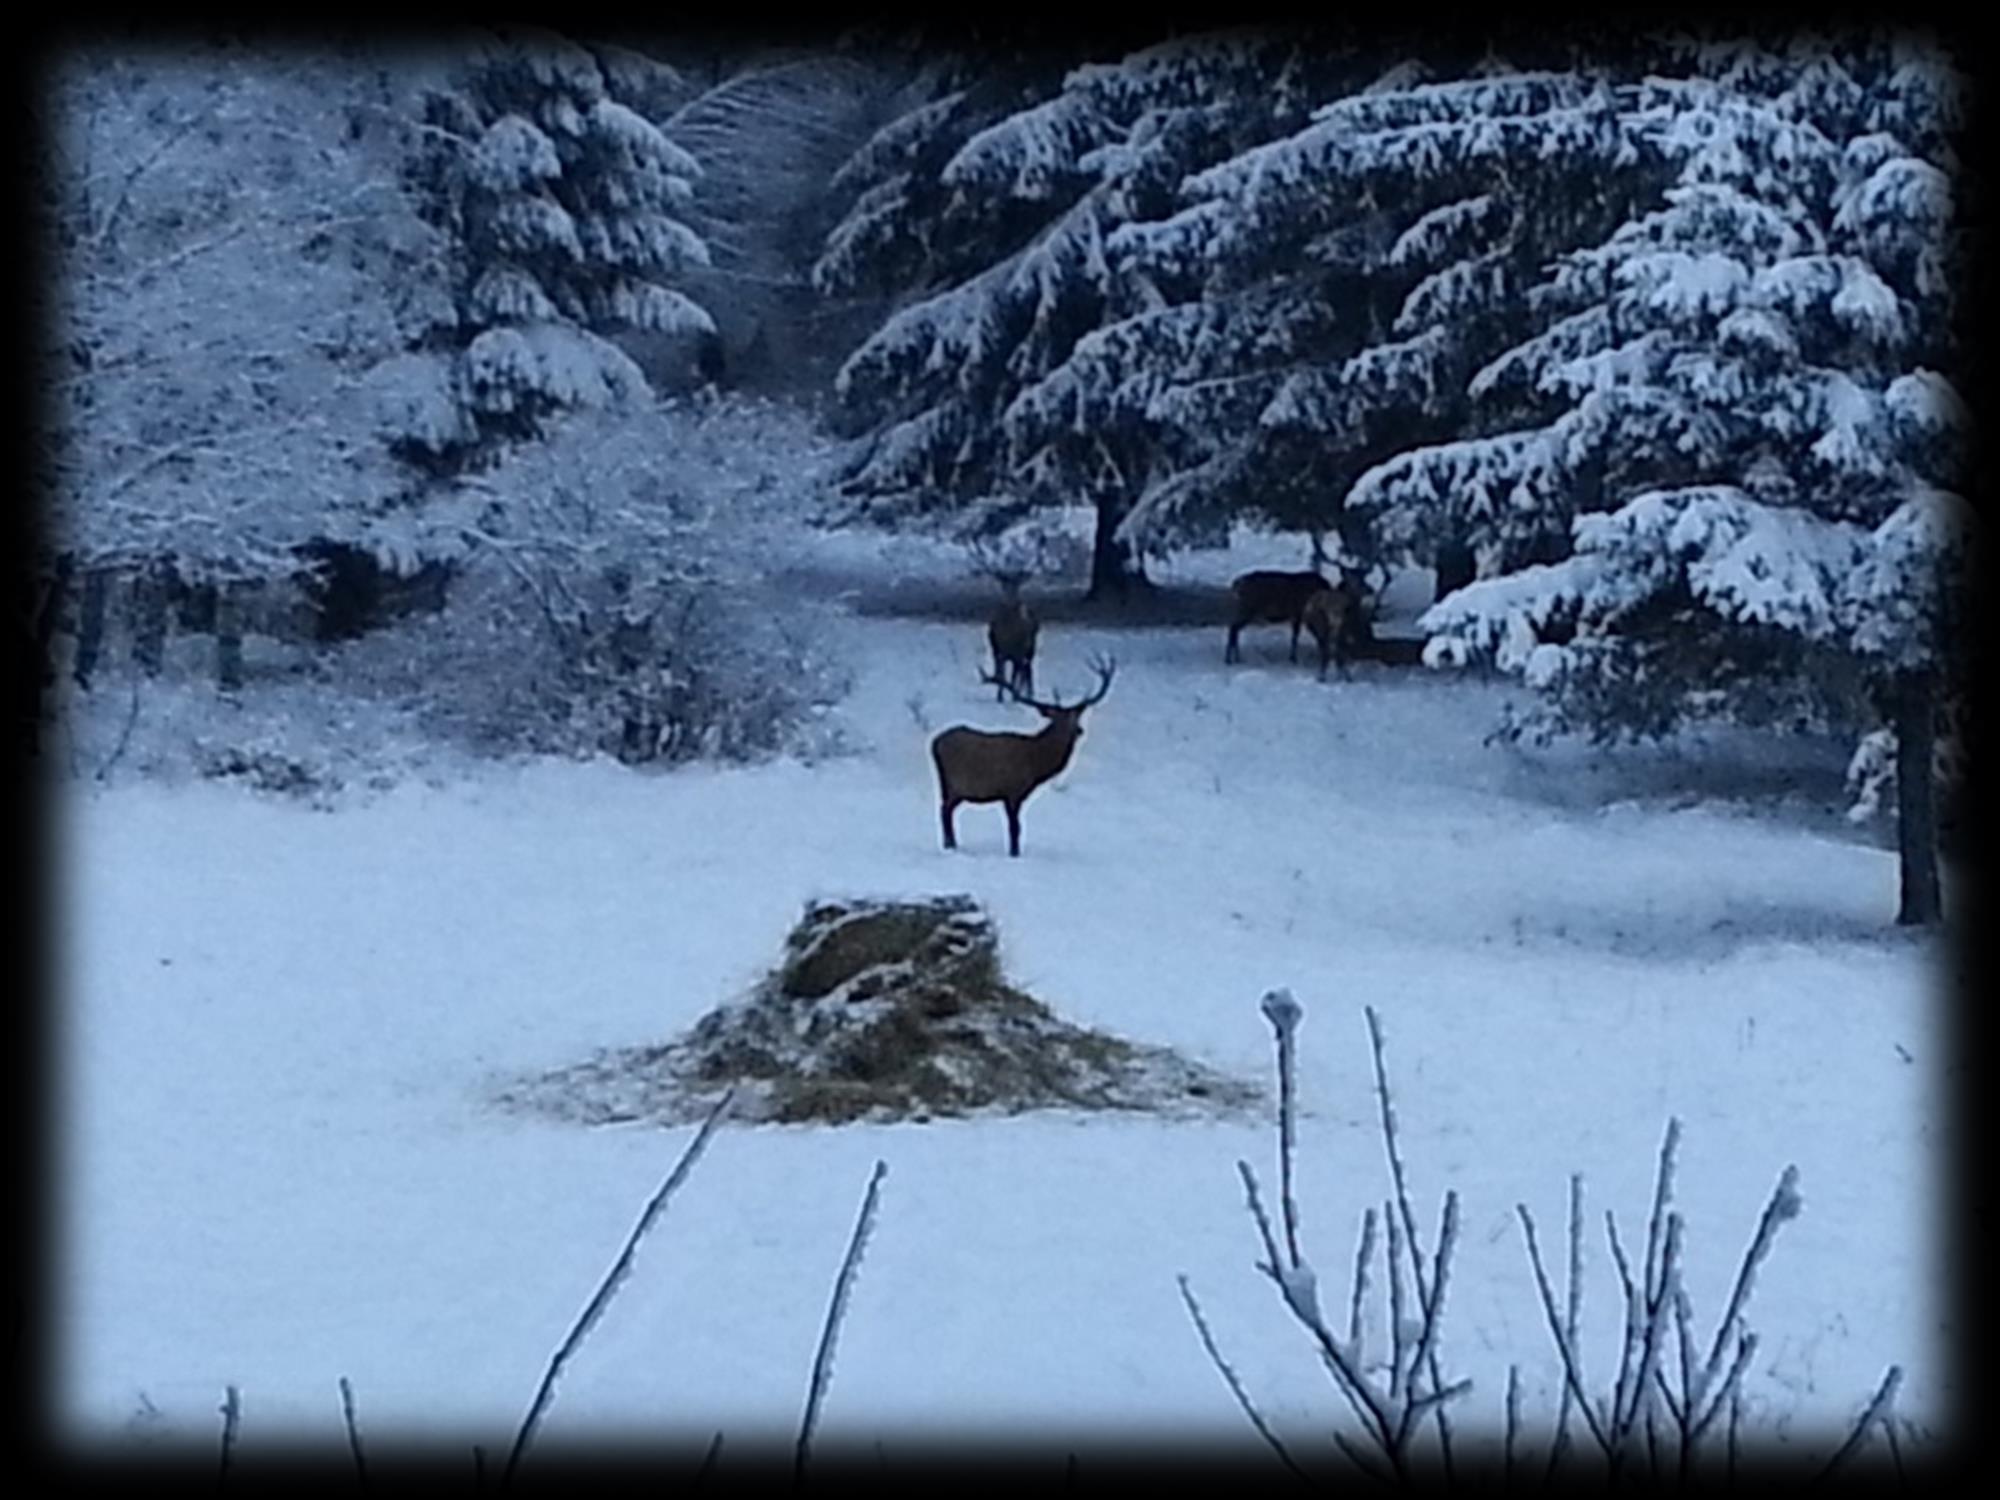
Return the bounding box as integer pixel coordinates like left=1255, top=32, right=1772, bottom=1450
left=1020, top=659, right=1034, bottom=699
left=1289, top=617, right=1302, bottom=662
left=1004, top=799, right=1023, bottom=857
left=1225, top=622, right=1241, bottom=664
left=940, top=798, right=959, bottom=850
left=993, top=651, right=1007, bottom=700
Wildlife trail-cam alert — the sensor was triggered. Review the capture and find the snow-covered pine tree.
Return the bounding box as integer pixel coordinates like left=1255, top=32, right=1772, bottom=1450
left=997, top=33, right=1381, bottom=576
left=814, top=44, right=1111, bottom=577
left=820, top=30, right=1355, bottom=597
left=1379, top=31, right=1969, bottom=923
left=372, top=30, right=715, bottom=584
left=1084, top=58, right=1674, bottom=596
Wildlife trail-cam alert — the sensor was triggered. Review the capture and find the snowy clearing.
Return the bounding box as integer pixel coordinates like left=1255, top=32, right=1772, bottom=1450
left=55, top=543, right=1946, bottom=1469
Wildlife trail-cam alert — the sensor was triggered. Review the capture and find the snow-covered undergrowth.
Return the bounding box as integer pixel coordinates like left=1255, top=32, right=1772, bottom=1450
left=53, top=533, right=1947, bottom=1469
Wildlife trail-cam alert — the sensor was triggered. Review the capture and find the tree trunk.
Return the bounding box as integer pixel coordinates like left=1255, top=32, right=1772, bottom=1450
left=611, top=613, right=657, bottom=764
left=1435, top=537, right=1476, bottom=600
left=131, top=561, right=172, bottom=677
left=74, top=565, right=109, bottom=689
left=24, top=552, right=73, bottom=758
left=1893, top=670, right=1942, bottom=926
left=215, top=583, right=244, bottom=694
left=1085, top=498, right=1148, bottom=601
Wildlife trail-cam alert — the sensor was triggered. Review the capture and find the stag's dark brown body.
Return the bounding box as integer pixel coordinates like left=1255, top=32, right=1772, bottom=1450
left=1226, top=570, right=1357, bottom=679
left=931, top=657, right=1114, bottom=857
left=986, top=597, right=1039, bottom=700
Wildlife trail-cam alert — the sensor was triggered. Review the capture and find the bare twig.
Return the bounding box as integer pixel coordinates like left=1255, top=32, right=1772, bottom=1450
left=1398, top=1192, right=1459, bottom=1422
left=1385, top=1198, right=1409, bottom=1400
left=1240, top=1162, right=1395, bottom=1450
left=1261, top=989, right=1305, bottom=1270
left=1517, top=1204, right=1612, bottom=1455
left=1672, top=1283, right=1698, bottom=1433
left=94, top=675, right=142, bottom=784
left=1364, top=1007, right=1424, bottom=1288
left=1641, top=1121, right=1681, bottom=1315
left=1727, top=1388, right=1742, bottom=1482
left=1179, top=1275, right=1313, bottom=1484
left=1629, top=1215, right=1681, bottom=1469
left=692, top=1430, right=723, bottom=1486
left=1604, top=1208, right=1640, bottom=1439
left=1505, top=1364, right=1522, bottom=1487
left=1645, top=1382, right=1663, bottom=1483
left=1348, top=1207, right=1378, bottom=1354
left=1690, top=1332, right=1759, bottom=1446
left=1626, top=1124, right=1682, bottom=1476
left=503, top=1087, right=736, bottom=1484
left=1882, top=1410, right=1906, bottom=1484
left=218, top=1385, right=242, bottom=1484
left=1652, top=1365, right=1685, bottom=1427
left=1544, top=1174, right=1584, bottom=1484
left=1331, top=1429, right=1397, bottom=1487
left=1363, top=1006, right=1455, bottom=1473
left=1406, top=1379, right=1473, bottom=1422
left=1813, top=1366, right=1902, bottom=1482
left=1236, top=1161, right=1288, bottom=1291
left=1696, top=1165, right=1801, bottom=1410
left=338, top=1376, right=366, bottom=1485
left=796, top=1159, right=889, bottom=1483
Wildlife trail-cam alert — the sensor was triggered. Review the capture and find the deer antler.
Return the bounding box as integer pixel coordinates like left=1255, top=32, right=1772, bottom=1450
left=980, top=664, right=1061, bottom=712
left=981, top=654, right=1113, bottom=714
left=978, top=663, right=1024, bottom=698
left=1078, top=654, right=1117, bottom=707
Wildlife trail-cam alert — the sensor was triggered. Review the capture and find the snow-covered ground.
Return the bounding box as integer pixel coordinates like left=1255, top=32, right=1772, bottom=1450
left=53, top=530, right=1947, bottom=1471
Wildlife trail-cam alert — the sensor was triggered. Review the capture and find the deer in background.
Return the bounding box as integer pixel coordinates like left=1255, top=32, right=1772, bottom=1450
left=1226, top=570, right=1362, bottom=679
left=970, top=534, right=1061, bottom=701
left=1300, top=580, right=1361, bottom=681
left=931, top=655, right=1115, bottom=857
left=986, top=572, right=1039, bottom=701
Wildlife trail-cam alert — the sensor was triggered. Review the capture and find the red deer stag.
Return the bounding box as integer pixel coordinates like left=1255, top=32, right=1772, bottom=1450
left=1225, top=570, right=1356, bottom=677
left=985, top=573, right=1040, bottom=701
left=931, top=655, right=1116, bottom=857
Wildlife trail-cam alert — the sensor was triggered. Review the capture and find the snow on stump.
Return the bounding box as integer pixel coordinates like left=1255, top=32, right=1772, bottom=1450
left=492, top=894, right=1261, bottom=1126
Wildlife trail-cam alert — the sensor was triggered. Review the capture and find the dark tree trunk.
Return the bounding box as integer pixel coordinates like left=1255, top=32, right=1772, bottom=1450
left=1894, top=670, right=1942, bottom=926
left=131, top=560, right=173, bottom=676
left=23, top=553, right=73, bottom=757
left=1435, top=537, right=1476, bottom=600
left=74, top=565, right=109, bottom=689
left=214, top=583, right=244, bottom=694
left=610, top=613, right=656, bottom=764
left=1085, top=498, right=1148, bottom=601
left=175, top=580, right=218, bottom=633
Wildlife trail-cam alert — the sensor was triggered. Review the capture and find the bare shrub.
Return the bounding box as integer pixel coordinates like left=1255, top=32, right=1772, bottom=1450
left=363, top=397, right=852, bottom=765
left=1185, top=995, right=1912, bottom=1484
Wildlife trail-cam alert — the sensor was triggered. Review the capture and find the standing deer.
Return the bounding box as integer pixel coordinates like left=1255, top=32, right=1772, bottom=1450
left=985, top=574, right=1039, bottom=701
left=1299, top=581, right=1362, bottom=680
left=931, top=655, right=1115, bottom=857
left=1226, top=571, right=1352, bottom=671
